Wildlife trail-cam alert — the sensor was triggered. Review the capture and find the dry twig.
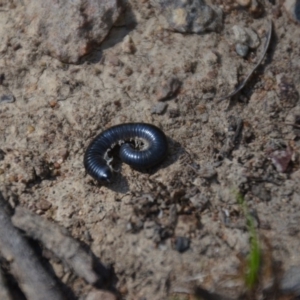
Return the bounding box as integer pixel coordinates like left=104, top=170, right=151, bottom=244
left=216, top=20, right=273, bottom=103
left=0, top=192, right=64, bottom=300
left=12, top=206, right=108, bottom=285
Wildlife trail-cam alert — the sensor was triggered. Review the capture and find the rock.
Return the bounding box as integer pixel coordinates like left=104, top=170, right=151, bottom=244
left=106, top=55, right=121, bottom=67
left=0, top=85, right=15, bottom=103
left=121, top=36, right=136, bottom=54
left=281, top=266, right=300, bottom=295
left=235, top=43, right=249, bottom=57
left=37, top=199, right=52, bottom=212
left=151, top=102, right=168, bottom=115
left=106, top=233, right=115, bottom=245
left=52, top=262, right=64, bottom=279
left=284, top=0, right=300, bottom=24
left=24, top=0, right=121, bottom=63
left=58, top=148, right=69, bottom=162
left=266, top=139, right=293, bottom=173
left=232, top=25, right=260, bottom=50
left=86, top=290, right=117, bottom=300
left=236, top=0, right=251, bottom=7
left=268, top=147, right=293, bottom=173
left=174, top=236, right=190, bottom=253
left=156, top=77, right=181, bottom=101
left=61, top=272, right=71, bottom=284
left=124, top=67, right=133, bottom=76
left=154, top=0, right=223, bottom=34
left=203, top=51, right=219, bottom=66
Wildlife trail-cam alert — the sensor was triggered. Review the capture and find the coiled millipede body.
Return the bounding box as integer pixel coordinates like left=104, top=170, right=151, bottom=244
left=84, top=123, right=168, bottom=182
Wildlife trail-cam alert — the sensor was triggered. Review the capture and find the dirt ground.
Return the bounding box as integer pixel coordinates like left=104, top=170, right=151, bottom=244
left=1, top=0, right=300, bottom=299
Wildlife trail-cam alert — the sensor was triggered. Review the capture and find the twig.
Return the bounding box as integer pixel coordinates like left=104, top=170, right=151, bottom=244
left=216, top=20, right=273, bottom=103
left=12, top=206, right=108, bottom=285
left=0, top=192, right=64, bottom=300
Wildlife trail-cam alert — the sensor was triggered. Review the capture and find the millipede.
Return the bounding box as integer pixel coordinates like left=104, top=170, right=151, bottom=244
left=84, top=123, right=168, bottom=183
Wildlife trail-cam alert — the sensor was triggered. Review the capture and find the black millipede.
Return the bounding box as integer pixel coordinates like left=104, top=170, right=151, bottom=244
left=84, top=123, right=168, bottom=183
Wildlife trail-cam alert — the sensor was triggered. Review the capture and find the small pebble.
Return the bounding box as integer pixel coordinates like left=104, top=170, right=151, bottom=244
left=38, top=199, right=52, bottom=211
left=124, top=67, right=133, bottom=76
left=232, top=25, right=260, bottom=49
left=0, top=86, right=15, bottom=103
left=53, top=162, right=61, bottom=169
left=156, top=77, right=181, bottom=101
left=52, top=262, right=64, bottom=279
left=159, top=0, right=223, bottom=33
left=203, top=51, right=219, bottom=66
left=49, top=100, right=58, bottom=108
left=106, top=233, right=115, bottom=244
left=27, top=125, right=35, bottom=133
left=59, top=148, right=69, bottom=161
left=232, top=25, right=248, bottom=45
left=61, top=272, right=71, bottom=284
left=122, top=36, right=136, bottom=54
left=236, top=0, right=251, bottom=7
left=151, top=102, right=167, bottom=115
left=236, top=43, right=249, bottom=57
left=269, top=147, right=293, bottom=173
left=175, top=236, right=190, bottom=253
left=106, top=55, right=120, bottom=66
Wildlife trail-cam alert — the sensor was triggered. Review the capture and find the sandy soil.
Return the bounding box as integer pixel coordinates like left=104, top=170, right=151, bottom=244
left=0, top=0, right=300, bottom=299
